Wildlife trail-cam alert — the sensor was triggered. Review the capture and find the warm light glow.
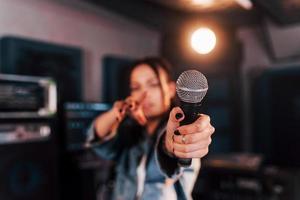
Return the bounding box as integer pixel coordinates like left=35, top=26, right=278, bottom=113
left=191, top=27, right=217, bottom=54
left=235, top=0, right=253, bottom=10
left=191, top=0, right=214, bottom=6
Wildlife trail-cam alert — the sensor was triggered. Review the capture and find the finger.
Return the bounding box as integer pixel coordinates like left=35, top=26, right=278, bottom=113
left=165, top=107, right=184, bottom=150
left=166, top=107, right=185, bottom=135
left=125, top=92, right=147, bottom=108
left=173, top=126, right=215, bottom=144
left=174, top=147, right=209, bottom=159
left=124, top=97, right=134, bottom=109
left=121, top=103, right=130, bottom=115
left=173, top=137, right=212, bottom=152
left=124, top=97, right=147, bottom=126
left=169, top=107, right=185, bottom=124
left=134, top=109, right=147, bottom=125
left=124, top=99, right=138, bottom=115
left=128, top=100, right=137, bottom=111
left=113, top=101, right=124, bottom=111
left=116, top=107, right=127, bottom=122
left=113, top=101, right=127, bottom=121
left=176, top=114, right=211, bottom=135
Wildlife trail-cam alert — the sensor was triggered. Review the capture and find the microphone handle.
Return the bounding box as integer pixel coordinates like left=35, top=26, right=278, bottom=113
left=176, top=102, right=202, bottom=167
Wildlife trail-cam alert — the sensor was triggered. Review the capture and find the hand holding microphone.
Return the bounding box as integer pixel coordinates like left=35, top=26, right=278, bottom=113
left=164, top=70, right=215, bottom=167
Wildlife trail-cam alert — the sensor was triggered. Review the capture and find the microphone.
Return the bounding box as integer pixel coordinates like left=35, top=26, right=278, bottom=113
left=175, top=70, right=208, bottom=167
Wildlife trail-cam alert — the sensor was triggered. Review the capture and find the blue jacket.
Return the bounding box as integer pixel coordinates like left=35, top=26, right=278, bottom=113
left=85, top=117, right=199, bottom=200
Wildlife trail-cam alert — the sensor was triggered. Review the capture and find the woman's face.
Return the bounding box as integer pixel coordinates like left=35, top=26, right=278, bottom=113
left=130, top=64, right=176, bottom=119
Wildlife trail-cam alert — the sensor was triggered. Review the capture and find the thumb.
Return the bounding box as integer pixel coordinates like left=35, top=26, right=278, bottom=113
left=166, top=107, right=185, bottom=136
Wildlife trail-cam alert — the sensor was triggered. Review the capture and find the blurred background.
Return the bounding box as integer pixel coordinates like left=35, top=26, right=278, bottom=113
left=0, top=0, right=299, bottom=199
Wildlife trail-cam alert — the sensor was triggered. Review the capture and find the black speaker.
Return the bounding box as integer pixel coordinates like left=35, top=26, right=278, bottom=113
left=252, top=66, right=300, bottom=167
left=0, top=139, right=59, bottom=200
left=0, top=74, right=59, bottom=200
left=61, top=102, right=114, bottom=200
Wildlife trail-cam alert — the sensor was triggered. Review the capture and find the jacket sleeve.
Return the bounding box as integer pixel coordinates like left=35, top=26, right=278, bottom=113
left=84, top=121, right=123, bottom=161
left=85, top=117, right=140, bottom=161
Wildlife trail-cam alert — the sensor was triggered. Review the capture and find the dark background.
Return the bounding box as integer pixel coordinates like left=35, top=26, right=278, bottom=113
left=0, top=0, right=300, bottom=199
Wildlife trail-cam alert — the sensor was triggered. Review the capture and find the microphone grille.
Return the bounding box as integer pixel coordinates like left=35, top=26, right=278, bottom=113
left=176, top=70, right=208, bottom=103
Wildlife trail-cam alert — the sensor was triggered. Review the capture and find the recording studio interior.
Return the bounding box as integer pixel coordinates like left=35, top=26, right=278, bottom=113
left=0, top=0, right=300, bottom=199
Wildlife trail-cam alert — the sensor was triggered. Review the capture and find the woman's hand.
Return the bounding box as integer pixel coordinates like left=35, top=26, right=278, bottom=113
left=113, top=92, right=148, bottom=126
left=124, top=92, right=147, bottom=125
left=164, top=107, right=215, bottom=159
left=111, top=100, right=127, bottom=123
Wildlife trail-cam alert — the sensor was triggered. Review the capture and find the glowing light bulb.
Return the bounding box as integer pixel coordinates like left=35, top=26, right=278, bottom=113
left=191, top=27, right=216, bottom=54
left=191, top=0, right=214, bottom=6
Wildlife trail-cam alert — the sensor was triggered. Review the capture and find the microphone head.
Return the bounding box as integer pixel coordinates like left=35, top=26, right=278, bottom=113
left=176, top=70, right=208, bottom=103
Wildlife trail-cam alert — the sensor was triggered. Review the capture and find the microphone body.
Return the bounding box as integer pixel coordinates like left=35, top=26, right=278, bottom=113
left=176, top=102, right=202, bottom=167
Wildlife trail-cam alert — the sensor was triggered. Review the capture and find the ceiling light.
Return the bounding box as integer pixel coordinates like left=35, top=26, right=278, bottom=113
left=235, top=0, right=253, bottom=10
left=191, top=27, right=217, bottom=54
left=191, top=0, right=215, bottom=6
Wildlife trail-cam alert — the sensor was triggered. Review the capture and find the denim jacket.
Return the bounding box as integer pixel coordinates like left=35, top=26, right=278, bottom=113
left=85, top=117, right=200, bottom=200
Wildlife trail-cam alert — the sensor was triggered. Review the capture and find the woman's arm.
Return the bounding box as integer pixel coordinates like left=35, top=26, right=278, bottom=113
left=93, top=101, right=127, bottom=141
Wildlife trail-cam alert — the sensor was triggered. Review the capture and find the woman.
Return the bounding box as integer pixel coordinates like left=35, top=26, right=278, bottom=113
left=86, top=57, right=215, bottom=200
